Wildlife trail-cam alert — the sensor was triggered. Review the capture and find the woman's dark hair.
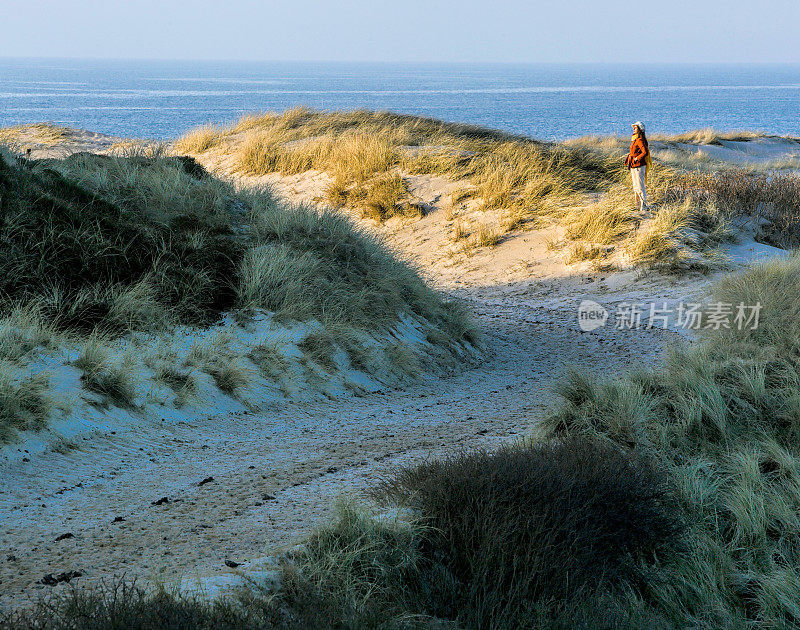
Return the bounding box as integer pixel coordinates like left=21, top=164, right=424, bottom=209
left=636, top=126, right=649, bottom=152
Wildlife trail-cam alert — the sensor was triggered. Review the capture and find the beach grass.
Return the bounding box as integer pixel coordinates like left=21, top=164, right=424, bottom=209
left=175, top=107, right=623, bottom=233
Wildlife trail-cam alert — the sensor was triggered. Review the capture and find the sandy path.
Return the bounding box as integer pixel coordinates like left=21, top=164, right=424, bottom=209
left=0, top=284, right=675, bottom=609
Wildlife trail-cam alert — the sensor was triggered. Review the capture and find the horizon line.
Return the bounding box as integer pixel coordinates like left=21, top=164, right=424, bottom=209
left=2, top=56, right=800, bottom=66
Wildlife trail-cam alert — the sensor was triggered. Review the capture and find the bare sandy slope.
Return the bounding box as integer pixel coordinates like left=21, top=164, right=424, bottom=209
left=0, top=128, right=786, bottom=609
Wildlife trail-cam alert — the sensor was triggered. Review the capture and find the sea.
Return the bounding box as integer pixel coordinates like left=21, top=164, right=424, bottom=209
left=2, top=59, right=800, bottom=141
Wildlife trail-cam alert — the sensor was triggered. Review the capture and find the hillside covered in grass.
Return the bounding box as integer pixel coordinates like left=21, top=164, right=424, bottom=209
left=175, top=108, right=800, bottom=273
left=0, top=147, right=477, bottom=446
left=176, top=107, right=618, bottom=223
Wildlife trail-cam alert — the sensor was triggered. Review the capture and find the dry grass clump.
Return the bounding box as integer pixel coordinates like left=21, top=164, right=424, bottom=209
left=73, top=339, right=138, bottom=408
left=563, top=134, right=631, bottom=154
left=450, top=186, right=476, bottom=206
left=501, top=206, right=535, bottom=232
left=556, top=165, right=742, bottom=270
left=450, top=220, right=469, bottom=242
left=537, top=256, right=800, bottom=627
left=0, top=305, right=59, bottom=363
left=467, top=142, right=613, bottom=212
left=153, top=364, right=198, bottom=403
left=625, top=201, right=733, bottom=271
left=205, top=358, right=253, bottom=395
left=183, top=331, right=236, bottom=370
left=235, top=131, right=395, bottom=183
left=624, top=204, right=690, bottom=268
left=563, top=194, right=638, bottom=245
left=284, top=501, right=427, bottom=626
left=450, top=222, right=503, bottom=256
left=328, top=173, right=419, bottom=222
left=0, top=581, right=284, bottom=629
left=564, top=243, right=605, bottom=264
left=687, top=169, right=800, bottom=247
left=362, top=174, right=410, bottom=221
left=384, top=342, right=422, bottom=378
left=249, top=340, right=289, bottom=379
left=80, top=361, right=138, bottom=408
left=182, top=333, right=253, bottom=395
left=298, top=332, right=337, bottom=372
left=0, top=366, right=52, bottom=443
left=469, top=223, right=501, bottom=249
left=173, top=124, right=223, bottom=154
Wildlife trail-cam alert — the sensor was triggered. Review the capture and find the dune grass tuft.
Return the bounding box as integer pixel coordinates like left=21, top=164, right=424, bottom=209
left=0, top=123, right=72, bottom=150
left=469, top=223, right=501, bottom=249
left=372, top=438, right=682, bottom=627
left=0, top=367, right=52, bottom=443
left=298, top=332, right=337, bottom=372
left=0, top=304, right=59, bottom=364
left=205, top=358, right=253, bottom=395
left=249, top=340, right=290, bottom=379
left=173, top=124, right=223, bottom=154
left=73, top=340, right=138, bottom=408
left=153, top=364, right=198, bottom=404
left=650, top=128, right=766, bottom=145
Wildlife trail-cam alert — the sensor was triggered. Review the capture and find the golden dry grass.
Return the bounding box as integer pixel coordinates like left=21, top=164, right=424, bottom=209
left=173, top=124, right=223, bottom=154
left=176, top=108, right=622, bottom=230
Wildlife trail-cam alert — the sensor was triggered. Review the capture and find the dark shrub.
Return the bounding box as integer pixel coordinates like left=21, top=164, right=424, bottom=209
left=375, top=437, right=683, bottom=627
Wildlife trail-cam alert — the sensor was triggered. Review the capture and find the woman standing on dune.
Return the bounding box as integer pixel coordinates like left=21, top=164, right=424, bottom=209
left=625, top=121, right=652, bottom=211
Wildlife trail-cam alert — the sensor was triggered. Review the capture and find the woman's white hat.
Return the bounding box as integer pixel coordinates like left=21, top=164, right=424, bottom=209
left=632, top=121, right=646, bottom=132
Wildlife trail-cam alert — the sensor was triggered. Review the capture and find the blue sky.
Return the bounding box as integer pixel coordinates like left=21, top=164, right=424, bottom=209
left=3, top=0, right=800, bottom=63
